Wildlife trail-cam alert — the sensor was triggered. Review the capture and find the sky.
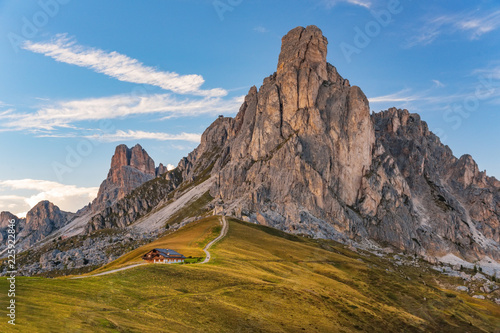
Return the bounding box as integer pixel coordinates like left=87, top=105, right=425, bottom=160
left=0, top=0, right=499, bottom=217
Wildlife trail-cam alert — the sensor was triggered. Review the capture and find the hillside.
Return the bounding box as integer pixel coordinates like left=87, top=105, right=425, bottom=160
left=2, top=217, right=499, bottom=333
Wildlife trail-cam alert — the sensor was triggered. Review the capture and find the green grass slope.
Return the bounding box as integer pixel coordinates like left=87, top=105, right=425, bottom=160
left=1, top=217, right=499, bottom=332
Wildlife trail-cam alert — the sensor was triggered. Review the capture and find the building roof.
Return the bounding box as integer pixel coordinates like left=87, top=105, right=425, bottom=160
left=153, top=248, right=186, bottom=259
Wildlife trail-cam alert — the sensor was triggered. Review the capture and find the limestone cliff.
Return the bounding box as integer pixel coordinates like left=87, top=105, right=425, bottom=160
left=91, top=144, right=158, bottom=212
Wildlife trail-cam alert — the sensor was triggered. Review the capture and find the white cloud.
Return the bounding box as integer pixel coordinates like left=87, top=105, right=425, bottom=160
left=1, top=93, right=244, bottom=131
left=166, top=164, right=175, bottom=171
left=40, top=130, right=201, bottom=143
left=432, top=80, right=445, bottom=88
left=22, top=34, right=226, bottom=97
left=323, top=0, right=371, bottom=9
left=369, top=89, right=421, bottom=104
left=407, top=10, right=500, bottom=47
left=91, top=130, right=201, bottom=143
left=170, top=143, right=197, bottom=151
left=0, top=179, right=98, bottom=217
left=368, top=70, right=500, bottom=113
left=473, top=65, right=500, bottom=80
left=457, top=10, right=500, bottom=39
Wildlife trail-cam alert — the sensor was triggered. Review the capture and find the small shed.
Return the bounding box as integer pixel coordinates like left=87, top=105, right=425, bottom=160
left=142, top=248, right=186, bottom=264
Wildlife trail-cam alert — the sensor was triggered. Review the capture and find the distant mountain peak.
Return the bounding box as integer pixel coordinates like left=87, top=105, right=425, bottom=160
left=91, top=143, right=162, bottom=213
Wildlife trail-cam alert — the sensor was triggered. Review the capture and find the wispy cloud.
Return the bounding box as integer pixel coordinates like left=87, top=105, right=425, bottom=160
left=40, top=130, right=202, bottom=143
left=0, top=179, right=98, bottom=217
left=432, top=80, right=445, bottom=88
left=458, top=10, right=500, bottom=39
left=323, top=0, right=372, bottom=9
left=368, top=89, right=421, bottom=104
left=22, top=34, right=226, bottom=97
left=473, top=65, right=500, bottom=80
left=0, top=93, right=244, bottom=131
left=253, top=26, right=268, bottom=33
left=369, top=68, right=500, bottom=113
left=407, top=10, right=500, bottom=47
left=170, top=143, right=197, bottom=151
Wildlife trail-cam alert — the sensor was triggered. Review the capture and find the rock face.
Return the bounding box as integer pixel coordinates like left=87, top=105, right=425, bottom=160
left=0, top=212, right=24, bottom=244
left=86, top=170, right=183, bottom=232
left=85, top=144, right=180, bottom=232
left=91, top=144, right=158, bottom=212
left=182, top=25, right=499, bottom=261
left=16, top=201, right=73, bottom=250
left=206, top=25, right=375, bottom=238
left=81, top=25, right=499, bottom=263
left=363, top=108, right=500, bottom=260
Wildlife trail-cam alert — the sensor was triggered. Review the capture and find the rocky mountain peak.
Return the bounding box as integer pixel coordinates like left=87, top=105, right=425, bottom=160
left=110, top=144, right=130, bottom=171
left=92, top=144, right=160, bottom=213
left=0, top=211, right=17, bottom=227
left=26, top=201, right=62, bottom=223
left=15, top=200, right=72, bottom=250
left=110, top=144, right=155, bottom=179
left=277, top=25, right=328, bottom=77
left=276, top=25, right=331, bottom=120
left=0, top=212, right=23, bottom=244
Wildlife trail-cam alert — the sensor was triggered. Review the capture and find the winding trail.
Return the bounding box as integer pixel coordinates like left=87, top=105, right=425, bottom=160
left=71, top=216, right=228, bottom=279
left=71, top=263, right=146, bottom=279
left=200, top=216, right=228, bottom=264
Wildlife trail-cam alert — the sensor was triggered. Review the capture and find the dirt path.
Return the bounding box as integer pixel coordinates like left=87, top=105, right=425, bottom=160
left=72, top=216, right=228, bottom=278
left=71, top=263, right=146, bottom=279
left=199, top=216, right=228, bottom=264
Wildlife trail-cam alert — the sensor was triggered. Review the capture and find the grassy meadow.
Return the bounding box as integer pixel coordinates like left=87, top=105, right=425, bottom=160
left=1, top=217, right=499, bottom=332
left=91, top=217, right=221, bottom=274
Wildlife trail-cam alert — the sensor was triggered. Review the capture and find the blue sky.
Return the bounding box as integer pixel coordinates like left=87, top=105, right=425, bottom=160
left=0, top=0, right=499, bottom=216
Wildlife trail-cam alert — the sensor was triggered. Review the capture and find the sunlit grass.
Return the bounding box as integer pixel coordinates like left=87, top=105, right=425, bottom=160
left=89, top=216, right=221, bottom=274
left=1, top=218, right=499, bottom=332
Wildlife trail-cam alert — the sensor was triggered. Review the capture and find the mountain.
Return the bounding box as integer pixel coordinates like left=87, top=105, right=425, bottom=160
left=14, top=201, right=74, bottom=250
left=86, top=25, right=499, bottom=263
left=0, top=144, right=166, bottom=255
left=5, top=25, right=499, bottom=277
left=0, top=211, right=24, bottom=245
left=90, top=143, right=164, bottom=213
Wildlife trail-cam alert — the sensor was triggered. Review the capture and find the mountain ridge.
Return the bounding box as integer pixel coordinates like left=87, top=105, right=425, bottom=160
left=3, top=25, right=498, bottom=276
left=81, top=25, right=500, bottom=263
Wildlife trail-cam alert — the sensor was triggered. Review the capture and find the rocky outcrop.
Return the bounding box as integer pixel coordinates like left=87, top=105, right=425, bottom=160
left=156, top=163, right=169, bottom=176
left=360, top=108, right=500, bottom=260
left=91, top=144, right=158, bottom=212
left=0, top=212, right=25, bottom=244
left=16, top=201, right=73, bottom=250
left=206, top=25, right=375, bottom=238
left=86, top=170, right=183, bottom=232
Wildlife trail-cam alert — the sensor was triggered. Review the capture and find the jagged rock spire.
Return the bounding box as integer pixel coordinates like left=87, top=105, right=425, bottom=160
left=276, top=25, right=329, bottom=120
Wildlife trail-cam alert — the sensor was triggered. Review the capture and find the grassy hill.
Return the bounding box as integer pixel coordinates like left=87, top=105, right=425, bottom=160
left=2, top=217, right=499, bottom=332
left=90, top=217, right=221, bottom=274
